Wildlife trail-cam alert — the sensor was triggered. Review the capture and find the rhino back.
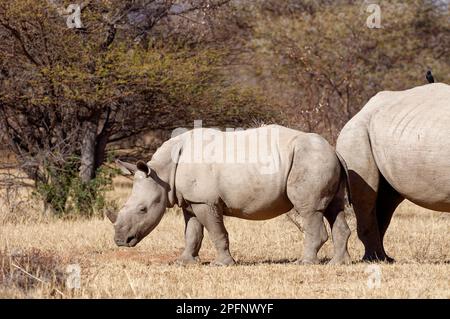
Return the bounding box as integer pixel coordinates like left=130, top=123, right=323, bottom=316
left=175, top=125, right=303, bottom=219
left=368, top=83, right=450, bottom=211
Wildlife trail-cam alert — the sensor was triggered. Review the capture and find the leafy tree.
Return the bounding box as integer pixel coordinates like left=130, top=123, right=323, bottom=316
left=0, top=0, right=272, bottom=215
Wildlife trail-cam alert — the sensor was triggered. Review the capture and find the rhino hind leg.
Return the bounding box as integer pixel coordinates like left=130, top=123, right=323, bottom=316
left=190, top=203, right=236, bottom=266
left=324, top=197, right=351, bottom=265
left=286, top=209, right=332, bottom=264
left=349, top=169, right=399, bottom=262
left=299, top=211, right=329, bottom=264
left=375, top=176, right=405, bottom=262
left=176, top=208, right=204, bottom=265
left=286, top=144, right=342, bottom=264
left=287, top=202, right=351, bottom=265
left=339, top=130, right=389, bottom=262
left=286, top=188, right=329, bottom=264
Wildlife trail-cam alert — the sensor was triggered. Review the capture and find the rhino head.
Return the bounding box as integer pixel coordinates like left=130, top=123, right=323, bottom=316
left=106, top=160, right=168, bottom=247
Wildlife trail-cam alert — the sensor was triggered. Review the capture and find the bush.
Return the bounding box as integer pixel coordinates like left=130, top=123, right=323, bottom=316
left=34, top=157, right=118, bottom=218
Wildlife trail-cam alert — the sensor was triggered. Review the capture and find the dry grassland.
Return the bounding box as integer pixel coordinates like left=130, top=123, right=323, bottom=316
left=0, top=176, right=449, bottom=298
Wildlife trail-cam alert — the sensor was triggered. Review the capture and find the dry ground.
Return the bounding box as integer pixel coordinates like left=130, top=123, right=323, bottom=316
left=0, top=176, right=449, bottom=298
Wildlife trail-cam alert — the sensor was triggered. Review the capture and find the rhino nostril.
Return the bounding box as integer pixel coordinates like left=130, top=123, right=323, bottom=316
left=126, top=236, right=135, bottom=244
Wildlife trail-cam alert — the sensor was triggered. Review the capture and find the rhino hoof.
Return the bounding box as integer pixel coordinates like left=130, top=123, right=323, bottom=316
left=210, top=258, right=236, bottom=266
left=362, top=254, right=395, bottom=264
left=328, top=254, right=352, bottom=265
left=175, top=256, right=200, bottom=266
left=294, top=258, right=320, bottom=265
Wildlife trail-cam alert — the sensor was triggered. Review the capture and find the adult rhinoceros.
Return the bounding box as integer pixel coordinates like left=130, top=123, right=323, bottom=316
left=336, top=83, right=450, bottom=262
left=107, top=125, right=352, bottom=265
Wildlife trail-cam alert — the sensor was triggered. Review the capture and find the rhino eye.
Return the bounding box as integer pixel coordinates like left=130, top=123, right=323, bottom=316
left=138, top=206, right=147, bottom=214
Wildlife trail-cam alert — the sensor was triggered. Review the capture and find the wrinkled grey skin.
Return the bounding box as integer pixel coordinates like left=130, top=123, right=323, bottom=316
left=336, top=83, right=450, bottom=262
left=107, top=125, right=352, bottom=265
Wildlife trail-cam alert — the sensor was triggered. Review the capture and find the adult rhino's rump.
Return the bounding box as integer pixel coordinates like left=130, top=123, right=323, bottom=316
left=336, top=83, right=450, bottom=262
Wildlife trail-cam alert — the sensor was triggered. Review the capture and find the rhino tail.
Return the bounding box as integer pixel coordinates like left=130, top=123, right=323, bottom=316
left=335, top=151, right=352, bottom=208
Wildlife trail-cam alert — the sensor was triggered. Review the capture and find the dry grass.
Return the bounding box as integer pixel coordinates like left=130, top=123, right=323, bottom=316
left=0, top=176, right=449, bottom=298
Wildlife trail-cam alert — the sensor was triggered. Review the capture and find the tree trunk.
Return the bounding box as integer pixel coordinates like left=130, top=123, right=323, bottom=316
left=94, top=129, right=110, bottom=172
left=79, top=120, right=98, bottom=183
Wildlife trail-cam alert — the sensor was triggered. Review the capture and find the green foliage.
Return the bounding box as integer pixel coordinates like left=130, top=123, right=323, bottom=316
left=67, top=164, right=118, bottom=218
left=34, top=157, right=118, bottom=217
left=34, top=157, right=79, bottom=215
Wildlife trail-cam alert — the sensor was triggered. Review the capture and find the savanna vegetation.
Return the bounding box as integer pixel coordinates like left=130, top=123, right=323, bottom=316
left=1, top=0, right=449, bottom=216
left=0, top=0, right=449, bottom=298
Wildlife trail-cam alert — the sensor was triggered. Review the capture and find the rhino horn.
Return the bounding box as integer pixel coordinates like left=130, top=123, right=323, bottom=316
left=105, top=209, right=117, bottom=224
left=116, top=159, right=137, bottom=175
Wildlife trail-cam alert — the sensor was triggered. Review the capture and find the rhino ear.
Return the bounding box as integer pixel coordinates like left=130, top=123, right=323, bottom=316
left=116, top=159, right=137, bottom=175
left=136, top=161, right=150, bottom=176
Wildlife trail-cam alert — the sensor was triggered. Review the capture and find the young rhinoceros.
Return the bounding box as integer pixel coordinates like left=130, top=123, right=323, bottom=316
left=107, top=125, right=352, bottom=265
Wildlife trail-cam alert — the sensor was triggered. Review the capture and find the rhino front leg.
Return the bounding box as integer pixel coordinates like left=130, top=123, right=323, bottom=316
left=190, top=203, right=235, bottom=266
left=177, top=208, right=204, bottom=265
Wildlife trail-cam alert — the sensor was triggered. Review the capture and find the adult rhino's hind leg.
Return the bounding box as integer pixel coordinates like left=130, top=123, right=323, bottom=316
left=176, top=208, right=204, bottom=265
left=190, top=203, right=235, bottom=266
left=375, top=177, right=404, bottom=263
left=337, top=130, right=387, bottom=262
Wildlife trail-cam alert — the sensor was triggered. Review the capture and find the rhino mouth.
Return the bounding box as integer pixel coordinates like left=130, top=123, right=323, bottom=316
left=115, top=235, right=139, bottom=247
left=126, top=236, right=139, bottom=247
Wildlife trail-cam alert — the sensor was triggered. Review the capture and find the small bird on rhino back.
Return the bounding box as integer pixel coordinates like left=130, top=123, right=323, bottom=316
left=426, top=70, right=435, bottom=83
